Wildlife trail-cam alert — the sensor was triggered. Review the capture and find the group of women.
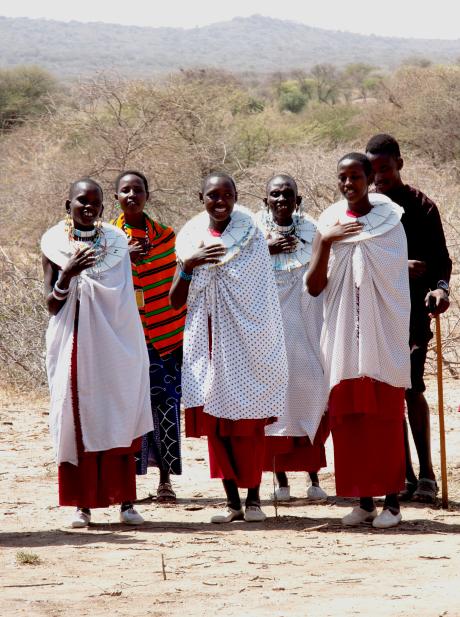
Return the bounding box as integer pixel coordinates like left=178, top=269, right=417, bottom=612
left=42, top=152, right=411, bottom=530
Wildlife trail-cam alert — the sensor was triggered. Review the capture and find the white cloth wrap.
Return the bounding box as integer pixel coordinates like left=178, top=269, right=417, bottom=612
left=265, top=266, right=328, bottom=440
left=254, top=211, right=328, bottom=441
left=317, top=196, right=411, bottom=392
left=176, top=206, right=288, bottom=421
left=41, top=223, right=153, bottom=465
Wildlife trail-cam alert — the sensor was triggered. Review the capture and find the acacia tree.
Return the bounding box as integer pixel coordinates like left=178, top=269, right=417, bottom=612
left=310, top=64, right=341, bottom=104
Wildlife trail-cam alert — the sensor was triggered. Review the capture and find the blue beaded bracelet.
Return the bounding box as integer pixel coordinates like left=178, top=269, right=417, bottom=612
left=179, top=269, right=193, bottom=281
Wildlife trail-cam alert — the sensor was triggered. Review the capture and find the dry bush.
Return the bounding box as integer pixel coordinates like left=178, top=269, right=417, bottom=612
left=0, top=69, right=458, bottom=390
left=357, top=65, right=460, bottom=163
left=0, top=250, right=48, bottom=390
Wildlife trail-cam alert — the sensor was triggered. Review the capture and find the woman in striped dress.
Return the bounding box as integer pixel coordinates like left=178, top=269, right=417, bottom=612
left=113, top=171, right=186, bottom=502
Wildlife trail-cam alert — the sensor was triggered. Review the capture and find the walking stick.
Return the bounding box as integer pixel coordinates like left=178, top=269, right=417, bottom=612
left=435, top=315, right=448, bottom=509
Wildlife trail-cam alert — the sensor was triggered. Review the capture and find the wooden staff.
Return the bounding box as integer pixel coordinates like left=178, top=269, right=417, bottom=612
left=435, top=315, right=448, bottom=509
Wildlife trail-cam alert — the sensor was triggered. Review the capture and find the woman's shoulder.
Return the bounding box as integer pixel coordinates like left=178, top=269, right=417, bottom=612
left=145, top=214, right=176, bottom=239
left=318, top=195, right=403, bottom=243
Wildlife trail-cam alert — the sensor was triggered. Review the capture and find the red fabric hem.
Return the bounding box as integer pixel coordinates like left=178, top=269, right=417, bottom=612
left=58, top=321, right=139, bottom=508
left=330, top=378, right=405, bottom=497
left=185, top=406, right=273, bottom=437
left=329, top=377, right=405, bottom=425
left=263, top=413, right=330, bottom=472
left=185, top=407, right=267, bottom=488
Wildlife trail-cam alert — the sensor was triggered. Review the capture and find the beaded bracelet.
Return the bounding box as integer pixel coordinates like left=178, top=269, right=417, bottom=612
left=53, top=281, right=70, bottom=295
left=52, top=289, right=67, bottom=301
left=179, top=269, right=193, bottom=282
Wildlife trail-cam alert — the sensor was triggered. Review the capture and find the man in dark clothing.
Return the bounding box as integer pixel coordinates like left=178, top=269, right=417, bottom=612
left=366, top=134, right=452, bottom=503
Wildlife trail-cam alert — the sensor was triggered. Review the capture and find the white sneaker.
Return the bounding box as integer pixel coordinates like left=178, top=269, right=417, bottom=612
left=211, top=507, right=244, bottom=524
left=372, top=509, right=402, bottom=529
left=271, top=486, right=291, bottom=501
left=307, top=485, right=328, bottom=502
left=244, top=505, right=267, bottom=522
left=70, top=508, right=91, bottom=528
left=120, top=507, right=144, bottom=525
left=341, top=506, right=377, bottom=526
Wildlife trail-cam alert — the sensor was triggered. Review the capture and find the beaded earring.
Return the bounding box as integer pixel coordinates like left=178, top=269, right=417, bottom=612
left=114, top=201, right=120, bottom=209
left=95, top=216, right=103, bottom=230
left=64, top=211, right=73, bottom=237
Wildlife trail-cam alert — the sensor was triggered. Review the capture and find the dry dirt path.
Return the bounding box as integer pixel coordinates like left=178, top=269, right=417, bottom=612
left=1, top=377, right=459, bottom=617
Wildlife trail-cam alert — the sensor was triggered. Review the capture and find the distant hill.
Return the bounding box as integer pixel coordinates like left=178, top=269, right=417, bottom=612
left=1, top=14, right=460, bottom=78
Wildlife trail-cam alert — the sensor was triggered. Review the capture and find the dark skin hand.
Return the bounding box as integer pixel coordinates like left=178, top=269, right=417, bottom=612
left=169, top=242, right=226, bottom=310
left=128, top=237, right=150, bottom=263
left=426, top=289, right=449, bottom=317
left=408, top=259, right=427, bottom=279
left=406, top=262, right=449, bottom=315
left=306, top=221, right=363, bottom=296
left=42, top=245, right=97, bottom=315
left=267, top=235, right=298, bottom=254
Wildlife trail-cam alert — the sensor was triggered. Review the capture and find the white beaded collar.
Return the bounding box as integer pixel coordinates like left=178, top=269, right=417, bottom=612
left=41, top=221, right=128, bottom=275
left=176, top=204, right=256, bottom=268
left=317, top=193, right=403, bottom=243
left=254, top=209, right=317, bottom=271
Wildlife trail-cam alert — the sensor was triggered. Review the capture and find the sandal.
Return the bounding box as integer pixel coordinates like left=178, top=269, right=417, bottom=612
left=398, top=481, right=417, bottom=502
left=156, top=482, right=176, bottom=503
left=412, top=478, right=438, bottom=503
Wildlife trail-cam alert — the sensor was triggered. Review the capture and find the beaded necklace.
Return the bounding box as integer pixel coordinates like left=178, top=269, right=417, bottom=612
left=121, top=216, right=152, bottom=252
left=69, top=226, right=108, bottom=279
left=264, top=215, right=302, bottom=253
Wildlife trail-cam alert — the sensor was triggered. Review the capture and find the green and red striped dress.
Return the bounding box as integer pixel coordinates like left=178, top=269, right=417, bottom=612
left=113, top=213, right=185, bottom=475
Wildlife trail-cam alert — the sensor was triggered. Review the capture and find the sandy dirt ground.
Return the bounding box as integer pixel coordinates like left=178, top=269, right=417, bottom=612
left=1, top=377, right=459, bottom=617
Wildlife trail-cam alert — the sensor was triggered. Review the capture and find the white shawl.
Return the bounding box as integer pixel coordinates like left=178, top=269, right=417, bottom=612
left=317, top=194, right=411, bottom=392
left=254, top=210, right=328, bottom=440
left=41, top=222, right=153, bottom=465
left=176, top=205, right=288, bottom=421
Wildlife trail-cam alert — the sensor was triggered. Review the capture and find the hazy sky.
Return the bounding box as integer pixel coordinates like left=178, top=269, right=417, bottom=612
left=1, top=0, right=459, bottom=40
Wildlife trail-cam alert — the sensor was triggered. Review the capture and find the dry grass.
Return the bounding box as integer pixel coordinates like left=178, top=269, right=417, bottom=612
left=0, top=72, right=458, bottom=390
left=15, top=550, right=42, bottom=566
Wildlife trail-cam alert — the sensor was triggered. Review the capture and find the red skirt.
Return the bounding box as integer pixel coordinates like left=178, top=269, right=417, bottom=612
left=329, top=377, right=405, bottom=497
left=185, top=407, right=269, bottom=488
left=263, top=413, right=330, bottom=472
left=58, top=322, right=140, bottom=508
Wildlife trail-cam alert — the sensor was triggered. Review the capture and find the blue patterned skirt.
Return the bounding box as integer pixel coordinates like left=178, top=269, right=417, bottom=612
left=136, top=344, right=182, bottom=476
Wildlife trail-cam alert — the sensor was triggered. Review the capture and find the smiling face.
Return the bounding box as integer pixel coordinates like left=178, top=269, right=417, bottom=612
left=264, top=176, right=301, bottom=226
left=200, top=175, right=237, bottom=232
left=66, top=181, right=103, bottom=230
left=115, top=173, right=149, bottom=217
left=337, top=158, right=372, bottom=209
left=366, top=152, right=404, bottom=195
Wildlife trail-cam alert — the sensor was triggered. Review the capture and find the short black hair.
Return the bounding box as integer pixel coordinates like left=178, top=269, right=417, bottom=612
left=69, top=177, right=103, bottom=199
left=365, top=133, right=401, bottom=158
left=265, top=174, right=298, bottom=195
left=201, top=172, right=237, bottom=194
left=115, top=170, right=149, bottom=192
left=338, top=152, right=373, bottom=177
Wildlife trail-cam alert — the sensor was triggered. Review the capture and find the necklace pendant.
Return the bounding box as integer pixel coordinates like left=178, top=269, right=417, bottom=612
left=135, top=289, right=145, bottom=308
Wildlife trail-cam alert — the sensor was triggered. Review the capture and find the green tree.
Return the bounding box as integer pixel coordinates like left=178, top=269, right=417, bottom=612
left=278, top=80, right=309, bottom=113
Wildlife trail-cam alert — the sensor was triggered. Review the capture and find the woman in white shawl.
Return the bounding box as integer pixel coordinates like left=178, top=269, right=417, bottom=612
left=307, top=153, right=411, bottom=529
left=170, top=172, right=288, bottom=524
left=254, top=174, right=329, bottom=502
left=41, top=178, right=152, bottom=528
